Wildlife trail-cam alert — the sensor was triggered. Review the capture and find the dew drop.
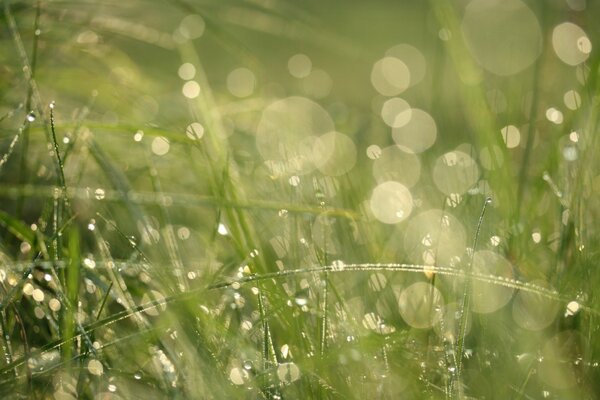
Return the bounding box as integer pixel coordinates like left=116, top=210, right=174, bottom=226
left=565, top=301, right=580, bottom=316
left=217, top=223, right=228, bottom=236
left=133, top=130, right=144, bottom=142
left=94, top=188, right=105, bottom=200
left=331, top=259, right=345, bottom=271
left=26, top=111, right=36, bottom=122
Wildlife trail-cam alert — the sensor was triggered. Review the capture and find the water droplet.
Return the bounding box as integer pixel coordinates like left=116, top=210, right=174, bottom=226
left=134, top=372, right=143, bottom=380
left=217, top=223, right=228, bottom=236
left=94, top=188, right=105, bottom=200
left=243, top=360, right=253, bottom=370
left=134, top=130, right=144, bottom=142
left=565, top=301, right=580, bottom=316
left=331, top=260, right=345, bottom=271
left=49, top=101, right=55, bottom=109
left=26, top=111, right=36, bottom=122
left=294, top=297, right=308, bottom=307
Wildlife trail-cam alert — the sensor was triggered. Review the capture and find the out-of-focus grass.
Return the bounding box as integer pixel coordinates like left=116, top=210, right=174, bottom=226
left=1, top=0, right=600, bottom=398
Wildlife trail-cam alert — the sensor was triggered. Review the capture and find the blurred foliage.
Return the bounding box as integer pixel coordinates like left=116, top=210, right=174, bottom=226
left=1, top=0, right=600, bottom=398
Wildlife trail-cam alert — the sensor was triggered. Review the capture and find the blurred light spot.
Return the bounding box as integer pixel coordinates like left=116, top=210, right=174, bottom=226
left=88, top=359, right=104, bottom=376
left=362, top=312, right=382, bottom=330
left=151, top=137, right=170, bottom=156
left=49, top=298, right=61, bottom=312
left=20, top=242, right=31, bottom=254
left=302, top=69, right=333, bottom=99
left=23, top=282, right=34, bottom=296
left=405, top=209, right=466, bottom=266
left=288, top=54, right=312, bottom=78
left=438, top=28, right=452, bottom=41
left=366, top=144, right=382, bottom=159
left=134, top=130, right=144, bottom=142
left=94, top=188, right=105, bottom=200
left=256, top=97, right=333, bottom=175
left=186, top=122, right=204, bottom=140
left=461, top=0, right=542, bottom=76
left=177, top=227, right=190, bottom=240
left=77, top=30, right=99, bottom=44
left=178, top=63, right=196, bottom=80
left=368, top=273, right=387, bottom=291
left=34, top=306, right=44, bottom=319
left=385, top=44, right=426, bottom=87
left=432, top=151, right=479, bottom=195
left=552, top=22, right=591, bottom=65
left=563, top=145, right=578, bottom=161
left=381, top=97, right=412, bottom=128
left=179, top=14, right=205, bottom=40
left=371, top=57, right=410, bottom=96
left=373, top=146, right=421, bottom=187
left=569, top=131, right=579, bottom=142
left=289, top=175, right=300, bottom=186
left=217, top=223, right=228, bottom=236
left=545, top=107, right=563, bottom=124
left=277, top=362, right=300, bottom=383
left=512, top=280, right=558, bottom=330
left=531, top=230, right=542, bottom=243
left=563, top=90, right=581, bottom=110
left=471, top=250, right=514, bottom=313
left=227, top=67, right=256, bottom=98
left=490, top=235, right=501, bottom=246
left=312, top=131, right=357, bottom=176
left=32, top=288, right=44, bottom=302
left=501, top=125, right=520, bottom=148
left=182, top=81, right=201, bottom=99
left=398, top=282, right=444, bottom=329
left=281, top=344, right=290, bottom=359
left=446, top=193, right=463, bottom=208
left=370, top=181, right=413, bottom=224
left=392, top=108, right=437, bottom=153
left=229, top=367, right=248, bottom=385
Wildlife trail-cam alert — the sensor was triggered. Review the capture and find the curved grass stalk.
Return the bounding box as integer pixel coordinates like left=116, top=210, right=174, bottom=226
left=0, top=259, right=595, bottom=380
left=453, top=197, right=491, bottom=396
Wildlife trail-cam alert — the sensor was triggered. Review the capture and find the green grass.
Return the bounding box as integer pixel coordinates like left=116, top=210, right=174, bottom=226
left=1, top=0, right=600, bottom=398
